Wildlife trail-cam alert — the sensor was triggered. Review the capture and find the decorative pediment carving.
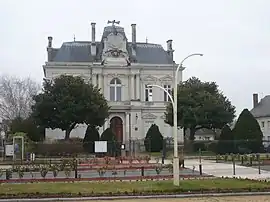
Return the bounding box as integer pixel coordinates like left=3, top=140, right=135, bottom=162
left=142, top=113, right=157, bottom=120
left=159, top=75, right=172, bottom=82
left=102, top=32, right=130, bottom=66
left=142, top=75, right=157, bottom=82
left=107, top=73, right=126, bottom=78
left=160, top=114, right=166, bottom=120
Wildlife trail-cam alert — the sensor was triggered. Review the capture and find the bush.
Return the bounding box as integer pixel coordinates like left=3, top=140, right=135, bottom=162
left=217, top=125, right=234, bottom=154
left=83, top=125, right=100, bottom=153
left=206, top=142, right=217, bottom=153
left=100, top=128, right=120, bottom=157
left=144, top=124, right=163, bottom=152
left=9, top=116, right=44, bottom=142
left=192, top=142, right=206, bottom=152
left=233, top=109, right=263, bottom=153
left=32, top=141, right=84, bottom=157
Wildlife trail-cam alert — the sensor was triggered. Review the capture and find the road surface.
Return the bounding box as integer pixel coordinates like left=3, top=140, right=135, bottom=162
left=87, top=196, right=270, bottom=201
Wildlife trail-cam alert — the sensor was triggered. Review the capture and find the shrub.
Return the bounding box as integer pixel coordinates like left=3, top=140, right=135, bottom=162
left=217, top=125, right=234, bottom=154
left=144, top=124, right=163, bottom=152
left=83, top=125, right=100, bottom=153
left=100, top=128, right=120, bottom=157
left=206, top=141, right=218, bottom=153
left=233, top=109, right=263, bottom=153
left=32, top=141, right=84, bottom=157
left=192, top=142, right=206, bottom=152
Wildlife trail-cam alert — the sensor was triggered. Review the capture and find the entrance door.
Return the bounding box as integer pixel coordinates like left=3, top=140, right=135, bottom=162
left=110, top=116, right=123, bottom=143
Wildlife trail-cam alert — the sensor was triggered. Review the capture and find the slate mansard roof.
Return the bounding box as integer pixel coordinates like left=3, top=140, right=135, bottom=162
left=250, top=95, right=270, bottom=118
left=49, top=25, right=173, bottom=65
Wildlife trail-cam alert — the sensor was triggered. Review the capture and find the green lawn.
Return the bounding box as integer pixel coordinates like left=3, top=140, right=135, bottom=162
left=0, top=179, right=269, bottom=195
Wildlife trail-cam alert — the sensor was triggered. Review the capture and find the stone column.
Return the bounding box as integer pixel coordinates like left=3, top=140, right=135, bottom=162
left=136, top=74, right=140, bottom=100
left=125, top=113, right=130, bottom=146
left=98, top=74, right=103, bottom=93
left=92, top=74, right=97, bottom=86
left=103, top=74, right=107, bottom=99
left=130, top=74, right=134, bottom=100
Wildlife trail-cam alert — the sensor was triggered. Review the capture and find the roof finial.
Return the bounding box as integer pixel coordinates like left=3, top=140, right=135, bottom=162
left=107, top=20, right=120, bottom=26
left=73, top=34, right=76, bottom=42
left=146, top=37, right=148, bottom=43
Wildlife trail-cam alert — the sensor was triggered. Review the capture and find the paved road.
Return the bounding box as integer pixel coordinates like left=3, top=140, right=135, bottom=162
left=185, top=159, right=270, bottom=180
left=75, top=196, right=270, bottom=202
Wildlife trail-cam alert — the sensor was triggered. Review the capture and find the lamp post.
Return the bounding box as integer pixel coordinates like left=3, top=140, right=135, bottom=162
left=173, top=53, right=203, bottom=185
left=149, top=53, right=203, bottom=186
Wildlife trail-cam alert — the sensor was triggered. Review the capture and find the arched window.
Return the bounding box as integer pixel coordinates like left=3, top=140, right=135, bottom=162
left=110, top=78, right=122, bottom=101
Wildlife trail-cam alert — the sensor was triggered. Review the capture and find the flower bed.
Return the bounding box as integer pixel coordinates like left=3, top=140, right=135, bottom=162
left=0, top=178, right=269, bottom=199
left=77, top=163, right=164, bottom=170
left=77, top=156, right=152, bottom=164
left=262, top=160, right=270, bottom=165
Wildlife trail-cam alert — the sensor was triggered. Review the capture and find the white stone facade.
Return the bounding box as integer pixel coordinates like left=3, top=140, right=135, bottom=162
left=44, top=62, right=184, bottom=143
left=256, top=117, right=270, bottom=145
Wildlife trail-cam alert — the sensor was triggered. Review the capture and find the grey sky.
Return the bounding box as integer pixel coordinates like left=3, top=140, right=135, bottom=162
left=1, top=0, right=270, bottom=116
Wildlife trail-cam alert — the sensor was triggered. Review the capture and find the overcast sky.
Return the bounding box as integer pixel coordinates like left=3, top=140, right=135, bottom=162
left=1, top=0, right=270, bottom=116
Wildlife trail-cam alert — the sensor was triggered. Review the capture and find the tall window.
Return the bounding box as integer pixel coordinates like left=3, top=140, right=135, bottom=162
left=145, top=85, right=153, bottom=101
left=110, top=78, right=122, bottom=101
left=163, top=84, right=172, bottom=102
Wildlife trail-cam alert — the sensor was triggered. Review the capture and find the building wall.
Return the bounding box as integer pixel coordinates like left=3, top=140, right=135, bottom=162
left=255, top=117, right=270, bottom=145
left=44, top=63, right=184, bottom=143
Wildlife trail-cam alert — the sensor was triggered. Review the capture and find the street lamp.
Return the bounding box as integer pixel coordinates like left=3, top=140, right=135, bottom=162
left=173, top=53, right=203, bottom=186
left=148, top=53, right=203, bottom=186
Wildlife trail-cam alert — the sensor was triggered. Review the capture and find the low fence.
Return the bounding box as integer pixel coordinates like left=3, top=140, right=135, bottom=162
left=0, top=139, right=270, bottom=160
left=0, top=155, right=206, bottom=183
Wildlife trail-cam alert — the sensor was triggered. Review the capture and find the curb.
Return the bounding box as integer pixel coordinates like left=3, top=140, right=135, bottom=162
left=0, top=192, right=270, bottom=202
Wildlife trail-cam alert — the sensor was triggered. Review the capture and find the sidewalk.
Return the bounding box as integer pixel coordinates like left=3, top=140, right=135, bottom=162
left=185, top=159, right=270, bottom=180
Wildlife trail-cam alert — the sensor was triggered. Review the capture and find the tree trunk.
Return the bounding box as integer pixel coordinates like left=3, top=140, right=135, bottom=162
left=64, top=123, right=77, bottom=140
left=64, top=129, right=71, bottom=141
left=189, top=127, right=196, bottom=141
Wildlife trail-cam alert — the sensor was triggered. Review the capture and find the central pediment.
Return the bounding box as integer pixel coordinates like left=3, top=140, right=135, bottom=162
left=101, top=25, right=130, bottom=66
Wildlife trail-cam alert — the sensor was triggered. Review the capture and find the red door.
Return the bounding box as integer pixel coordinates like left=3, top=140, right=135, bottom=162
left=110, top=117, right=123, bottom=143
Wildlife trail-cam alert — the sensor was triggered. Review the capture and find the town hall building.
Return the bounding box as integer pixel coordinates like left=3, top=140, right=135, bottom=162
left=43, top=20, right=184, bottom=144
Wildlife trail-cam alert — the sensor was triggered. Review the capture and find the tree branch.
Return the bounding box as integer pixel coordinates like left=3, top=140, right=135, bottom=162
left=0, top=75, right=40, bottom=121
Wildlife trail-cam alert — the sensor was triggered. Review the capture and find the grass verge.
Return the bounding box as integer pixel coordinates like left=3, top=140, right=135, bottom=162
left=0, top=178, right=269, bottom=198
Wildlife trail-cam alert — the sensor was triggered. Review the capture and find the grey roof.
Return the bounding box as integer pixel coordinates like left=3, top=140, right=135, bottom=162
left=135, top=43, right=171, bottom=64
left=53, top=42, right=93, bottom=62
left=51, top=25, right=173, bottom=65
left=250, top=95, right=270, bottom=118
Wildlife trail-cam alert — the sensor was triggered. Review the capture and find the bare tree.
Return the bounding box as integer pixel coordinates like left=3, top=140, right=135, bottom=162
left=0, top=75, right=40, bottom=121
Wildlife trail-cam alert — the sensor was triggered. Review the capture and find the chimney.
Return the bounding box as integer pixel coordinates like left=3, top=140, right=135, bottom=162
left=48, top=36, right=53, bottom=48
left=91, top=22, right=96, bottom=43
left=91, top=22, right=96, bottom=57
left=253, top=93, right=259, bottom=108
left=131, top=24, right=136, bottom=45
left=47, top=36, right=53, bottom=61
left=166, top=39, right=174, bottom=61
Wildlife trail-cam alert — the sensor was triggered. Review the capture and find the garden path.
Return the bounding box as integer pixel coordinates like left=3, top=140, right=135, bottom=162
left=185, top=159, right=270, bottom=180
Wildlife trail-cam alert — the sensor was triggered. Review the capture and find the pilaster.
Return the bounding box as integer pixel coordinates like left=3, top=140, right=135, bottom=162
left=98, top=74, right=103, bottom=92
left=92, top=74, right=97, bottom=86
left=130, top=74, right=135, bottom=100
left=125, top=112, right=130, bottom=144
left=136, top=74, right=140, bottom=100
left=103, top=74, right=108, bottom=99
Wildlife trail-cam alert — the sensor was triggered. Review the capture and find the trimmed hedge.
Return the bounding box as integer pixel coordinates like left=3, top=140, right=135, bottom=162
left=83, top=125, right=100, bottom=153
left=32, top=140, right=84, bottom=156
left=144, top=124, right=163, bottom=152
